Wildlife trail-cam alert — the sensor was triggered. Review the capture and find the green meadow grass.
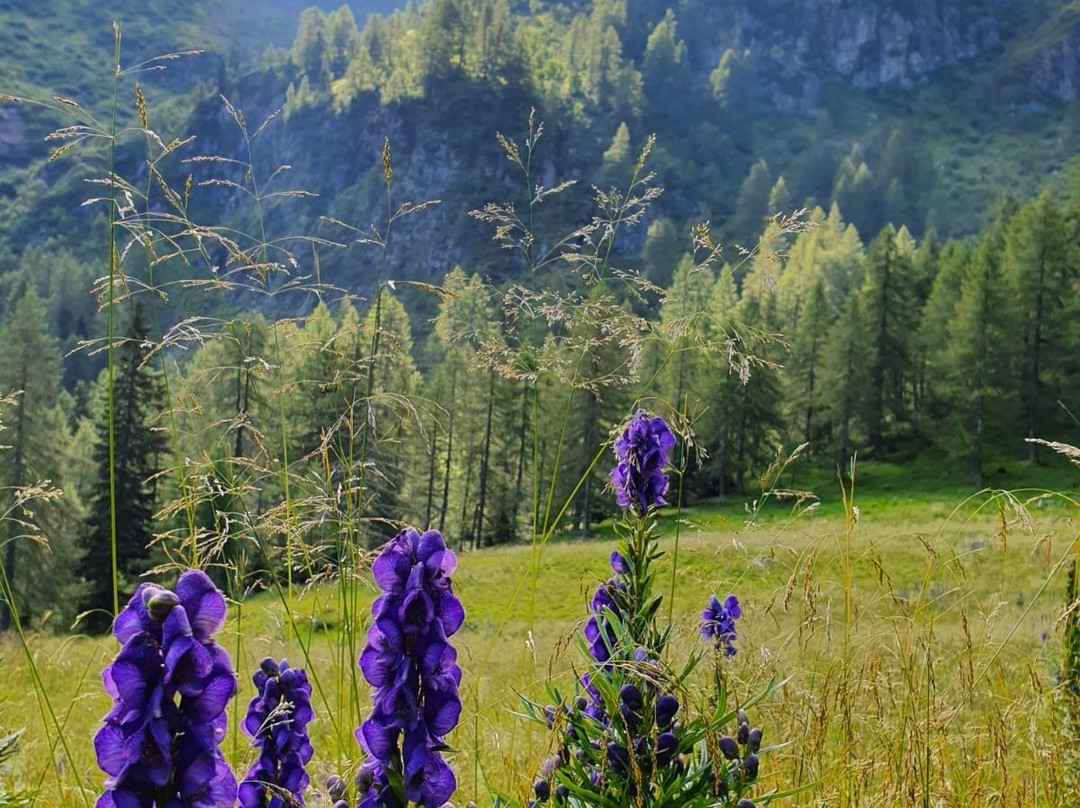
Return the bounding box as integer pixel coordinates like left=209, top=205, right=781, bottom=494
left=3, top=471, right=1078, bottom=806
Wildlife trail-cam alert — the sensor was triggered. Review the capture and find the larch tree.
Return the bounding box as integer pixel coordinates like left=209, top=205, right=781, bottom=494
left=1002, top=192, right=1072, bottom=464
left=0, top=290, right=82, bottom=631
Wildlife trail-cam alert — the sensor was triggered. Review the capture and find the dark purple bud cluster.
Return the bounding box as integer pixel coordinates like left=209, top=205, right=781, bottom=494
left=239, top=657, right=314, bottom=808
left=610, top=411, right=676, bottom=515
left=700, top=594, right=742, bottom=656
left=714, top=709, right=762, bottom=801
left=355, top=528, right=464, bottom=808
left=94, top=571, right=237, bottom=808
left=583, top=564, right=630, bottom=665
left=538, top=654, right=686, bottom=804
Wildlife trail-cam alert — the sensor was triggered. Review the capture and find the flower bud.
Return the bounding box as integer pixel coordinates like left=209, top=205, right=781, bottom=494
left=656, top=731, right=678, bottom=765
left=326, top=774, right=347, bottom=801
left=748, top=727, right=762, bottom=752
left=534, top=778, right=551, bottom=801
left=718, top=735, right=739, bottom=760
left=333, top=802, right=350, bottom=808
left=555, top=784, right=569, bottom=800
left=354, top=766, right=374, bottom=792
left=145, top=588, right=179, bottom=619
left=737, top=801, right=755, bottom=808
left=607, top=742, right=630, bottom=772
left=610, top=550, right=630, bottom=574
left=260, top=657, right=280, bottom=676
left=737, top=709, right=749, bottom=726
left=736, top=721, right=749, bottom=745
left=655, top=694, right=679, bottom=729
left=542, top=755, right=559, bottom=778
left=744, top=754, right=759, bottom=781
left=619, top=684, right=643, bottom=711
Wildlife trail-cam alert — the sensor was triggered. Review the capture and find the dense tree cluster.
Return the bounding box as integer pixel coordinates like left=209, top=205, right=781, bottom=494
left=267, top=0, right=944, bottom=249
left=0, top=177, right=1078, bottom=631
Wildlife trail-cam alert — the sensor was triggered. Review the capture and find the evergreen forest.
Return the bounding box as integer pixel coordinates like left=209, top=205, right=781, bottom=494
left=0, top=0, right=1079, bottom=631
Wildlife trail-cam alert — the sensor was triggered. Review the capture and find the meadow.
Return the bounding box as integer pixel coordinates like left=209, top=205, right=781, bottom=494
left=3, top=13, right=1080, bottom=806
left=5, top=458, right=1079, bottom=807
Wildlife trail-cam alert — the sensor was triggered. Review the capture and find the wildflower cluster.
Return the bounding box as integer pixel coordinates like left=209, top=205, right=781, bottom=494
left=239, top=658, right=315, bottom=808
left=524, top=411, right=778, bottom=808
left=94, top=570, right=237, bottom=808
left=354, top=528, right=464, bottom=808
left=701, top=594, right=742, bottom=656
left=610, top=411, right=676, bottom=514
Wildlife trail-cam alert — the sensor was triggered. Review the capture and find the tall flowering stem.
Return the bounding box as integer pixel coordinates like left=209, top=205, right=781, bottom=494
left=603, top=410, right=676, bottom=653
left=524, top=410, right=782, bottom=808
left=94, top=570, right=237, bottom=808
left=354, top=528, right=464, bottom=808
left=239, top=658, right=314, bottom=808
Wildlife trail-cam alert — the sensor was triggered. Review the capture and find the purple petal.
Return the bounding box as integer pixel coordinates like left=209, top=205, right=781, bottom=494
left=181, top=671, right=236, bottom=723
left=725, top=594, right=742, bottom=619
left=424, top=688, right=462, bottom=738
left=113, top=584, right=161, bottom=644
left=358, top=718, right=399, bottom=764
left=437, top=593, right=464, bottom=636
left=176, top=570, right=227, bottom=640
left=372, top=537, right=412, bottom=593
left=94, top=724, right=128, bottom=777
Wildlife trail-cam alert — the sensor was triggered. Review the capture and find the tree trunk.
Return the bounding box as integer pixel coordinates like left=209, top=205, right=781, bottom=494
left=475, top=370, right=496, bottom=549
left=438, top=367, right=457, bottom=534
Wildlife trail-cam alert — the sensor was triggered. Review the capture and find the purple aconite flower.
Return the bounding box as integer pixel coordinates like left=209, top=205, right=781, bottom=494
left=701, top=594, right=742, bottom=656
left=610, top=410, right=676, bottom=514
left=355, top=528, right=463, bottom=808
left=94, top=570, right=237, bottom=808
left=239, top=658, right=315, bottom=808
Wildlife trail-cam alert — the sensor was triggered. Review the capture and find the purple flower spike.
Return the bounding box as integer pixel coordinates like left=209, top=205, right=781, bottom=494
left=239, top=658, right=314, bottom=808
left=610, top=411, right=676, bottom=514
left=701, top=594, right=742, bottom=656
left=94, top=570, right=237, bottom=808
left=356, top=527, right=464, bottom=808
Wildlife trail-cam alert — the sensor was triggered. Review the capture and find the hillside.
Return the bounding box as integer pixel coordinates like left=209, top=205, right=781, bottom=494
left=3, top=0, right=1078, bottom=301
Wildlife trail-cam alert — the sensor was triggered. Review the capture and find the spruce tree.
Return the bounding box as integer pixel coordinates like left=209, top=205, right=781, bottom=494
left=861, top=225, right=917, bottom=457
left=820, top=292, right=871, bottom=468
left=78, top=303, right=168, bottom=633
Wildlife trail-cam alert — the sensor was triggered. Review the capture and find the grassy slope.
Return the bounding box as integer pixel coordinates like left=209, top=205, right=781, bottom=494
left=3, top=476, right=1077, bottom=805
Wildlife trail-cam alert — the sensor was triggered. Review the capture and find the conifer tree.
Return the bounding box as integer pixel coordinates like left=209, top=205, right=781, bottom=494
left=916, top=240, right=972, bottom=426
left=1002, top=192, right=1072, bottom=463
left=944, top=224, right=1012, bottom=486
left=784, top=281, right=832, bottom=452
left=78, top=304, right=168, bottom=633
left=767, top=176, right=792, bottom=217
left=861, top=225, right=917, bottom=456
left=0, top=290, right=82, bottom=631
left=730, top=159, right=772, bottom=247
left=691, top=266, right=741, bottom=499
left=820, top=292, right=871, bottom=467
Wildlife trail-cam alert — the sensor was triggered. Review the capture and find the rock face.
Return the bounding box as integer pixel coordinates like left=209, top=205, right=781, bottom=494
left=801, top=0, right=1008, bottom=89
left=1030, top=14, right=1080, bottom=101
left=684, top=0, right=1043, bottom=111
